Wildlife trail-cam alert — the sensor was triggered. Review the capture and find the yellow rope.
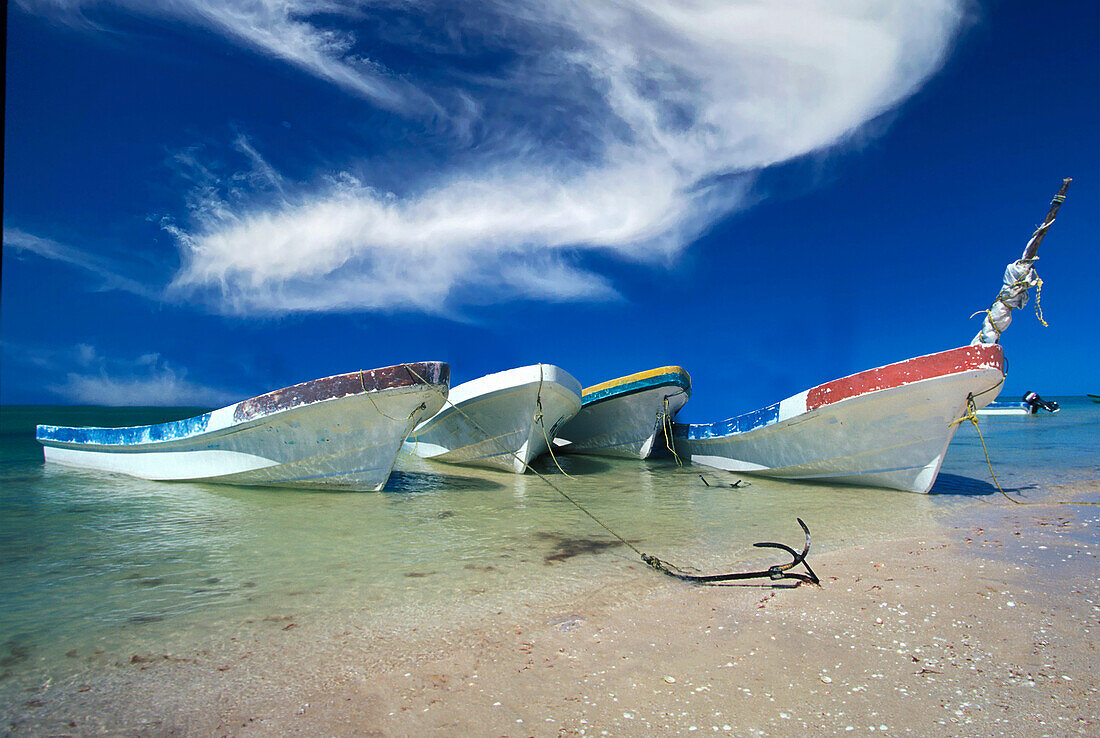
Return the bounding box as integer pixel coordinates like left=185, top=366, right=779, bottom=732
left=1006, top=261, right=1049, bottom=328
left=1033, top=277, right=1048, bottom=327
left=400, top=363, right=647, bottom=558
left=661, top=395, right=683, bottom=467
left=534, top=363, right=575, bottom=478
left=950, top=386, right=1100, bottom=507
left=949, top=394, right=1022, bottom=504
left=972, top=259, right=1050, bottom=340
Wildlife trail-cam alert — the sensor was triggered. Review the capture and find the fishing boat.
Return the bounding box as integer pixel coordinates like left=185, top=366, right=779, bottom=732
left=674, top=178, right=1071, bottom=493
left=405, top=364, right=582, bottom=473
left=976, top=401, right=1030, bottom=416
left=555, top=366, right=692, bottom=459
left=37, top=362, right=450, bottom=491
left=673, top=345, right=1005, bottom=493
left=977, top=391, right=1059, bottom=416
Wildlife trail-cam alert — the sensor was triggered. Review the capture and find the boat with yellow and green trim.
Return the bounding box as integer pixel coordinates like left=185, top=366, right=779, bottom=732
left=555, top=366, right=691, bottom=459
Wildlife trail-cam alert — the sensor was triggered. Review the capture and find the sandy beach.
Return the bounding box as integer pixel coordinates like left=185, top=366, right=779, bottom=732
left=4, top=479, right=1096, bottom=737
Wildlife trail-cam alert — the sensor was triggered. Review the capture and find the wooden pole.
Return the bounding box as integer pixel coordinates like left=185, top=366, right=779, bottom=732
left=1021, top=177, right=1072, bottom=261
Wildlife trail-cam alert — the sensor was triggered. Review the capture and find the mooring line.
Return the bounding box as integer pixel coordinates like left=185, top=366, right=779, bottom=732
left=950, top=393, right=1021, bottom=504
left=399, top=363, right=819, bottom=586
left=661, top=394, right=684, bottom=467
left=402, top=363, right=646, bottom=557
left=534, top=363, right=575, bottom=479
left=949, top=386, right=1099, bottom=506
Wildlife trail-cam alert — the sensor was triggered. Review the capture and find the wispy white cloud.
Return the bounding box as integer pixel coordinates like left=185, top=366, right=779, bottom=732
left=20, top=1, right=966, bottom=316
left=16, top=0, right=437, bottom=115
left=4, top=227, right=160, bottom=299
left=167, top=159, right=723, bottom=313
left=231, top=132, right=286, bottom=196
left=46, top=344, right=240, bottom=406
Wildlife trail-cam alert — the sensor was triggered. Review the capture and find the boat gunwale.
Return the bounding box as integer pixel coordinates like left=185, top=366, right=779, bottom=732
left=441, top=364, right=581, bottom=409
left=580, top=366, right=692, bottom=408
left=36, top=361, right=449, bottom=448
left=410, top=379, right=580, bottom=438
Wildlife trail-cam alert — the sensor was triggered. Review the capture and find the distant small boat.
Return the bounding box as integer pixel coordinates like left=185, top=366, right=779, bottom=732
left=976, top=401, right=1030, bottom=416
left=406, top=364, right=582, bottom=473
left=978, top=391, right=1059, bottom=416
left=555, top=366, right=691, bottom=459
left=673, top=345, right=1005, bottom=494
left=37, top=362, right=449, bottom=491
left=1088, top=394, right=1100, bottom=404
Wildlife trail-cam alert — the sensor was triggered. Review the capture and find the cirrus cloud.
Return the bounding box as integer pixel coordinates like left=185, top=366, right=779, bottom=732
left=20, top=0, right=967, bottom=316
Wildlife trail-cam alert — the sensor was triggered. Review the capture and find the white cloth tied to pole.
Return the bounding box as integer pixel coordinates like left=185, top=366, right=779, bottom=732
left=972, top=258, right=1041, bottom=345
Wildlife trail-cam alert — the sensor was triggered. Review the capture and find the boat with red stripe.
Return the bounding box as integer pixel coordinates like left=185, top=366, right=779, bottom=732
left=673, top=345, right=1004, bottom=493
left=674, top=178, right=1070, bottom=493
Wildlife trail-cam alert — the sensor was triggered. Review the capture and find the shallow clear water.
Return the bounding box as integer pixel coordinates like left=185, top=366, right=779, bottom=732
left=1, top=400, right=1097, bottom=695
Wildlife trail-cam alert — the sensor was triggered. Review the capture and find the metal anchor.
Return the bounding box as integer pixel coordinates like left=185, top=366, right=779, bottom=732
left=643, top=518, right=820, bottom=586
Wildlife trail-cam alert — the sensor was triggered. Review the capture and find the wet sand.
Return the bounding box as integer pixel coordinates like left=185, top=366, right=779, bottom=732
left=4, top=481, right=1098, bottom=736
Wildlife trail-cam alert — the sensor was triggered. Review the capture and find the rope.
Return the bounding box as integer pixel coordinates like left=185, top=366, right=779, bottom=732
left=400, top=363, right=647, bottom=559
left=973, top=256, right=1050, bottom=344
left=533, top=364, right=575, bottom=478
left=661, top=395, right=683, bottom=467
left=949, top=393, right=1022, bottom=504
left=1008, top=258, right=1048, bottom=328
left=949, top=385, right=1100, bottom=508
left=1033, top=276, right=1048, bottom=327
left=399, top=363, right=822, bottom=584
left=361, top=370, right=428, bottom=422
left=1026, top=216, right=1056, bottom=251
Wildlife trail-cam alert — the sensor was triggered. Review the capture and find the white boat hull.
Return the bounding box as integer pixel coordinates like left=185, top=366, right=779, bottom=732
left=556, top=367, right=691, bottom=459
left=406, top=364, right=582, bottom=473
left=38, top=363, right=449, bottom=491
left=976, top=402, right=1030, bottom=416
left=674, top=345, right=1005, bottom=493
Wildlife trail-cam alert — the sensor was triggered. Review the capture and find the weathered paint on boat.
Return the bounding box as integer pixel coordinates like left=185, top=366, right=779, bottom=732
left=37, top=362, right=450, bottom=491
left=556, top=366, right=691, bottom=459
left=673, top=345, right=1005, bottom=493
left=406, top=364, right=582, bottom=473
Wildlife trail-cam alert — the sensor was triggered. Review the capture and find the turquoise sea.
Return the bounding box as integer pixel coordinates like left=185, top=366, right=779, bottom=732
left=2, top=400, right=1098, bottom=709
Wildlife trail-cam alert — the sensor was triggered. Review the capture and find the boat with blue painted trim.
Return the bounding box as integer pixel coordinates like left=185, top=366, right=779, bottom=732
left=37, top=362, right=450, bottom=491
left=406, top=364, right=582, bottom=473
left=555, top=366, right=691, bottom=459
left=673, top=345, right=1005, bottom=493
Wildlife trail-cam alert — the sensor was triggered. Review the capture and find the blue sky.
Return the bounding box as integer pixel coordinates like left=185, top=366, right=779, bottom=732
left=3, top=1, right=1098, bottom=417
